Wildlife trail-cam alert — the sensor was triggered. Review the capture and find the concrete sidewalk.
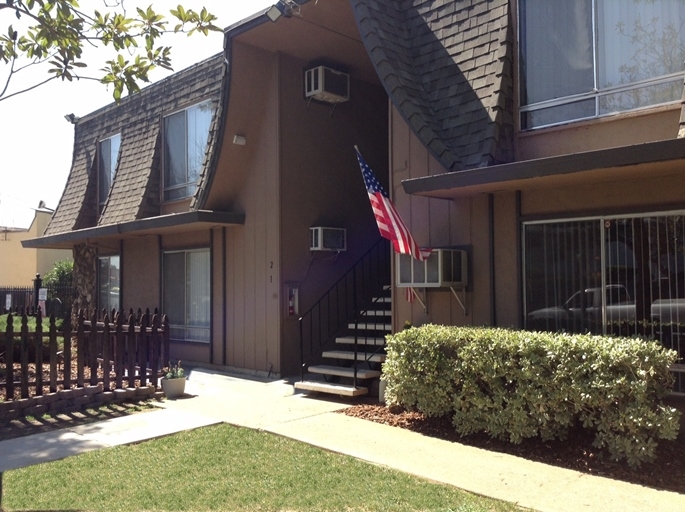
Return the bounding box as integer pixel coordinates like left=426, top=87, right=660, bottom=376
left=0, top=408, right=221, bottom=473
left=2, top=368, right=685, bottom=512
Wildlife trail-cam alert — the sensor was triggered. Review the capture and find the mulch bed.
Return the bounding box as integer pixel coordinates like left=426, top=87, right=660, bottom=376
left=341, top=397, right=685, bottom=495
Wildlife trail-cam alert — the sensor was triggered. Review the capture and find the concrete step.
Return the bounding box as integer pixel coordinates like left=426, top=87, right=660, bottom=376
left=308, top=365, right=381, bottom=379
left=322, top=350, right=386, bottom=363
left=373, top=297, right=391, bottom=303
left=336, top=335, right=386, bottom=346
left=348, top=322, right=391, bottom=331
left=361, top=310, right=391, bottom=317
left=294, top=380, right=368, bottom=396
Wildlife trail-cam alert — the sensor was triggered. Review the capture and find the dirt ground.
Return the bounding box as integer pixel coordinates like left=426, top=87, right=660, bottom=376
left=341, top=396, right=685, bottom=495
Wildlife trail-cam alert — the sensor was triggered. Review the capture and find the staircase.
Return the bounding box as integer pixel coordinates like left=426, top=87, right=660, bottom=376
left=295, top=288, right=390, bottom=396
left=295, top=239, right=391, bottom=398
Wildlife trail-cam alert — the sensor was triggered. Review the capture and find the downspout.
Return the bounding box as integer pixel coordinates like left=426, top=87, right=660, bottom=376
left=119, top=239, right=124, bottom=310
left=516, top=190, right=523, bottom=328
left=209, top=228, right=214, bottom=365
left=158, top=235, right=163, bottom=318
left=222, top=226, right=227, bottom=366
left=488, top=194, right=496, bottom=325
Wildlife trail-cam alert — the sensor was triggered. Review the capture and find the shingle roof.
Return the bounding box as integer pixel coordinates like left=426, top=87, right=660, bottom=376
left=350, top=0, right=515, bottom=172
left=45, top=53, right=225, bottom=236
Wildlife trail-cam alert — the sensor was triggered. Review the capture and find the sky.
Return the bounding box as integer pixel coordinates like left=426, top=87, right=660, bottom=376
left=0, top=0, right=273, bottom=229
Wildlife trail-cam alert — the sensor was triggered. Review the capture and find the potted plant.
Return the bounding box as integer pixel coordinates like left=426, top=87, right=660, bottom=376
left=160, top=360, right=186, bottom=399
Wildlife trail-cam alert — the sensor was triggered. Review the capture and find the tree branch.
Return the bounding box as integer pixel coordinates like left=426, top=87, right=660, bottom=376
left=0, top=74, right=57, bottom=102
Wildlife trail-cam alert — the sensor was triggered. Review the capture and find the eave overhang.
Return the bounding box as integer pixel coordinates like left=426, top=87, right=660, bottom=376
left=22, top=210, right=245, bottom=250
left=402, top=138, right=685, bottom=199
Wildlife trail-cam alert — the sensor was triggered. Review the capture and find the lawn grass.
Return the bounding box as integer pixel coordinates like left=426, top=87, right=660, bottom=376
left=3, top=423, right=523, bottom=512
left=0, top=313, right=63, bottom=333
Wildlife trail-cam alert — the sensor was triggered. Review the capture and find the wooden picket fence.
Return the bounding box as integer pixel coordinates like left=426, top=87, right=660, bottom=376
left=0, top=308, right=170, bottom=402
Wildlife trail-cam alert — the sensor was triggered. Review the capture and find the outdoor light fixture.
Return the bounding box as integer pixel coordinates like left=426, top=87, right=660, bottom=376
left=233, top=135, right=247, bottom=146
left=64, top=113, right=80, bottom=124
left=266, top=1, right=295, bottom=22
left=266, top=4, right=283, bottom=22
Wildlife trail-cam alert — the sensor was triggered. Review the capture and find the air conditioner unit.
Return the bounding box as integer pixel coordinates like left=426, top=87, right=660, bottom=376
left=396, top=249, right=468, bottom=288
left=310, top=227, right=347, bottom=251
left=304, top=66, right=350, bottom=104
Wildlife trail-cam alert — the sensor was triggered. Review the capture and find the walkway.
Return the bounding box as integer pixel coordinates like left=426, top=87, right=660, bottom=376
left=1, top=369, right=684, bottom=512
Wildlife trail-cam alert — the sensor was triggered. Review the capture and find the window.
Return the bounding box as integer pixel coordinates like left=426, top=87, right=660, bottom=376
left=519, top=0, right=685, bottom=129
left=163, top=101, right=213, bottom=201
left=524, top=214, right=685, bottom=378
left=98, top=255, right=120, bottom=313
left=163, top=249, right=210, bottom=343
left=98, top=134, right=121, bottom=212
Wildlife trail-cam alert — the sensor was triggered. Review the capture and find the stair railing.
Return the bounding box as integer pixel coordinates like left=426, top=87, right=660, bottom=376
left=352, top=286, right=393, bottom=388
left=299, top=238, right=391, bottom=384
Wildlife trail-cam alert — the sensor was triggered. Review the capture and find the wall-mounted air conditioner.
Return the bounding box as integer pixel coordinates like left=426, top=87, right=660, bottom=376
left=305, top=66, right=350, bottom=104
left=396, top=249, right=468, bottom=288
left=310, top=227, right=347, bottom=251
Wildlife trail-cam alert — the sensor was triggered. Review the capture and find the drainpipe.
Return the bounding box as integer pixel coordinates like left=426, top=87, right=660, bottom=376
left=488, top=194, right=496, bottom=326
left=516, top=191, right=523, bottom=328
left=222, top=227, right=227, bottom=366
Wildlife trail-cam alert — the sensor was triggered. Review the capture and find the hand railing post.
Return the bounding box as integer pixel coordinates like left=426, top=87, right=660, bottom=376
left=299, top=317, right=305, bottom=382
left=296, top=239, right=389, bottom=386
left=353, top=265, right=358, bottom=389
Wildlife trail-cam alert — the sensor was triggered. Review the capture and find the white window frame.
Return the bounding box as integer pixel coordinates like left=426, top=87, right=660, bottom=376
left=98, top=255, right=120, bottom=314
left=162, top=248, right=211, bottom=343
left=98, top=133, right=121, bottom=213
left=162, top=100, right=213, bottom=202
left=518, top=0, right=685, bottom=130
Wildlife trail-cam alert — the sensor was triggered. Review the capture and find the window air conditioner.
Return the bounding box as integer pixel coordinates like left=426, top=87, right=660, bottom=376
left=310, top=227, right=347, bottom=251
left=396, top=249, right=468, bottom=288
left=304, top=66, right=350, bottom=104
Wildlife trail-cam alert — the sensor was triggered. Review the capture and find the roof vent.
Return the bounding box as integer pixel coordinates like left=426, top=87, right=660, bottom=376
left=304, top=66, right=349, bottom=104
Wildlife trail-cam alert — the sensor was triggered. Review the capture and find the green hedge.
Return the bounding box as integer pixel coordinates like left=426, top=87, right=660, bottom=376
left=382, top=325, right=680, bottom=467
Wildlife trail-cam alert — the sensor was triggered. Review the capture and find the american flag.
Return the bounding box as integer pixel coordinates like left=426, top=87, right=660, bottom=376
left=356, top=147, right=431, bottom=261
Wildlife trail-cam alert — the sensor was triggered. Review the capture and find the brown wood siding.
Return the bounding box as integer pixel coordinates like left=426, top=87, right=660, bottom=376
left=518, top=107, right=680, bottom=161
left=211, top=227, right=224, bottom=365
left=206, top=42, right=281, bottom=375
left=278, top=53, right=389, bottom=376
left=469, top=195, right=490, bottom=326
left=122, top=236, right=160, bottom=312
left=493, top=191, right=519, bottom=327
left=521, top=161, right=685, bottom=218
left=390, top=105, right=484, bottom=330
left=161, top=231, right=210, bottom=250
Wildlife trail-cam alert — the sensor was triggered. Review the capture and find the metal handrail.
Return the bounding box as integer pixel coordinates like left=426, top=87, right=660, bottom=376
left=299, top=238, right=390, bottom=384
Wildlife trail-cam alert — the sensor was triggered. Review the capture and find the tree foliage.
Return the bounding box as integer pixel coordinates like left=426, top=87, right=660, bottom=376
left=0, top=1, right=220, bottom=102
left=42, top=258, right=73, bottom=287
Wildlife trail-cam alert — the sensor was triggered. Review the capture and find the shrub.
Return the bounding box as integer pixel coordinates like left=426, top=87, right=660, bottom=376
left=42, top=260, right=74, bottom=288
left=383, top=325, right=680, bottom=467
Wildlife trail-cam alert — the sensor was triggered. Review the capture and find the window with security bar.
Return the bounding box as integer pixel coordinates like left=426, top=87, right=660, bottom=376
left=524, top=214, right=685, bottom=389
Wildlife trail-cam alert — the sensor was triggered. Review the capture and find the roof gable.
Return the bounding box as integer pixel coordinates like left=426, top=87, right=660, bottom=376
left=46, top=53, right=226, bottom=236
left=351, top=0, right=515, bottom=172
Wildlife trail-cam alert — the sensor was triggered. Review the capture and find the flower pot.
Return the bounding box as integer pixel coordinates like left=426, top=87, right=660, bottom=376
left=161, top=377, right=186, bottom=399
